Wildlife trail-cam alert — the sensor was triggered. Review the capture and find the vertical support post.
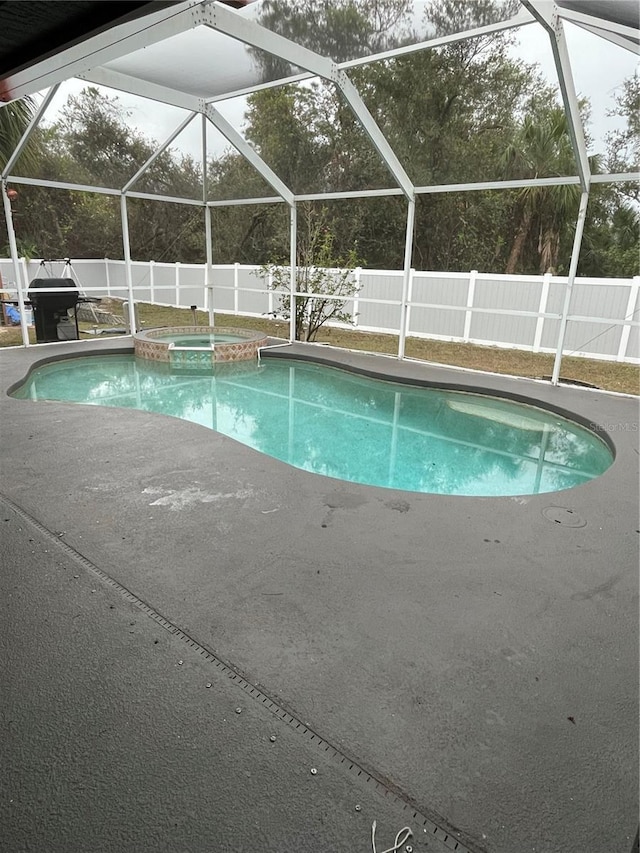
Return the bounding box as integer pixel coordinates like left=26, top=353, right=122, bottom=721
left=202, top=261, right=208, bottom=313
left=20, top=256, right=30, bottom=309
left=2, top=183, right=30, bottom=347
left=202, top=114, right=215, bottom=327
left=205, top=205, right=214, bottom=325
left=521, top=3, right=590, bottom=192
left=149, top=260, right=155, bottom=304
left=267, top=270, right=274, bottom=320
left=175, top=262, right=180, bottom=307
left=463, top=270, right=478, bottom=342
left=352, top=266, right=361, bottom=327
left=617, top=276, right=639, bottom=362
left=405, top=268, right=415, bottom=341
left=234, top=262, right=240, bottom=316
left=398, top=197, right=415, bottom=360
left=120, top=193, right=137, bottom=335
left=548, top=13, right=590, bottom=192
left=104, top=258, right=111, bottom=298
left=551, top=191, right=589, bottom=385
left=289, top=203, right=297, bottom=343
left=533, top=272, right=551, bottom=353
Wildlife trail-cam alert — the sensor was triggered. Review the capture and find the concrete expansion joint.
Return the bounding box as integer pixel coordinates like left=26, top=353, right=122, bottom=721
left=0, top=491, right=477, bottom=853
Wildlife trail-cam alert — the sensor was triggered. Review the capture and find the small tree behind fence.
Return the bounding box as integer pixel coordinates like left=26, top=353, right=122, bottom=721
left=258, top=205, right=361, bottom=341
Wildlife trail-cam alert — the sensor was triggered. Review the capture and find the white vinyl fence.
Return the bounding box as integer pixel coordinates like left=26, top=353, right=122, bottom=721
left=1, top=257, right=638, bottom=363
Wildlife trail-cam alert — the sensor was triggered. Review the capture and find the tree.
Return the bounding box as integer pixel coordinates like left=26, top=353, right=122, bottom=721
left=252, top=0, right=416, bottom=80
left=0, top=97, right=42, bottom=256
left=0, top=97, right=40, bottom=173
left=8, top=88, right=206, bottom=263
left=501, top=102, right=583, bottom=273
left=605, top=73, right=639, bottom=205
left=581, top=192, right=639, bottom=278
left=426, top=0, right=520, bottom=36
left=260, top=204, right=361, bottom=341
left=581, top=75, right=640, bottom=278
left=223, top=0, right=539, bottom=270
left=348, top=0, right=538, bottom=270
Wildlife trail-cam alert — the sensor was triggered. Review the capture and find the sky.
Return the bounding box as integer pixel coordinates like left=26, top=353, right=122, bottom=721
left=37, top=10, right=638, bottom=170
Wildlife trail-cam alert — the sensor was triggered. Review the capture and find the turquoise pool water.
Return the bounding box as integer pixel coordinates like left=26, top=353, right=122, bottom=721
left=158, top=333, right=245, bottom=347
left=12, top=355, right=613, bottom=496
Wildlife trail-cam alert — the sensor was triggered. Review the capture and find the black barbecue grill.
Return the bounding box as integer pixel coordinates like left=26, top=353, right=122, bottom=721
left=26, top=260, right=100, bottom=343
left=27, top=277, right=80, bottom=342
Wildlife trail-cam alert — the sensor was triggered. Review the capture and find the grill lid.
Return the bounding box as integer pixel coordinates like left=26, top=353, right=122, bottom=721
left=27, top=277, right=79, bottom=311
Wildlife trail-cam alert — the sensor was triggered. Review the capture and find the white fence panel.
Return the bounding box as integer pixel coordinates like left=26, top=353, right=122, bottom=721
left=571, top=277, right=632, bottom=320
left=409, top=273, right=467, bottom=339
left=129, top=261, right=151, bottom=303
left=238, top=266, right=269, bottom=316
left=563, top=278, right=630, bottom=357
left=105, top=260, right=128, bottom=299
left=145, top=262, right=175, bottom=304
left=469, top=275, right=541, bottom=348
left=1, top=256, right=638, bottom=363
left=627, top=322, right=640, bottom=360
left=210, top=266, right=236, bottom=313
left=564, top=320, right=622, bottom=359
left=357, top=271, right=402, bottom=333
left=174, top=264, right=205, bottom=309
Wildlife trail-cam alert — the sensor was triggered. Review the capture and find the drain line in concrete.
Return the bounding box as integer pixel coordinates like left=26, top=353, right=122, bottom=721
left=2, top=493, right=478, bottom=853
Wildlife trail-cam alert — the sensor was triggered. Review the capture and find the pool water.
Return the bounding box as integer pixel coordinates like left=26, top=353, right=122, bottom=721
left=160, top=334, right=246, bottom=347
left=13, top=355, right=613, bottom=496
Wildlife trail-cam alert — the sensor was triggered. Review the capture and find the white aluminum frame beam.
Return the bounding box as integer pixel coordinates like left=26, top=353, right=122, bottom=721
left=556, top=6, right=640, bottom=53
left=203, top=170, right=639, bottom=208
left=343, top=7, right=536, bottom=69
left=295, top=188, right=405, bottom=202
left=201, top=113, right=208, bottom=204
left=203, top=7, right=535, bottom=105
left=204, top=104, right=294, bottom=205
left=202, top=2, right=414, bottom=199
left=77, top=67, right=202, bottom=112
left=289, top=204, right=297, bottom=342
left=202, top=2, right=336, bottom=80
left=567, top=21, right=639, bottom=54
left=416, top=175, right=582, bottom=194
left=126, top=190, right=204, bottom=206
left=551, top=191, right=589, bottom=384
left=333, top=71, right=414, bottom=199
left=591, top=172, right=640, bottom=184
left=2, top=181, right=30, bottom=347
left=521, top=1, right=591, bottom=192
left=7, top=175, right=205, bottom=205
left=571, top=21, right=639, bottom=53
left=398, top=198, right=416, bottom=361
left=207, top=196, right=284, bottom=208
left=120, top=194, right=137, bottom=334
left=6, top=172, right=632, bottom=210
left=202, top=112, right=214, bottom=321
left=123, top=112, right=199, bottom=192
left=6, top=175, right=121, bottom=195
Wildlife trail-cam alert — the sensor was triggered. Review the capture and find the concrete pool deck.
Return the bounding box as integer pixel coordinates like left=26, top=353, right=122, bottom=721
left=1, top=337, right=638, bottom=853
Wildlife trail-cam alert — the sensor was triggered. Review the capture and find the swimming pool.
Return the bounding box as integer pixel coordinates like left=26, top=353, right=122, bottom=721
left=12, top=354, right=613, bottom=496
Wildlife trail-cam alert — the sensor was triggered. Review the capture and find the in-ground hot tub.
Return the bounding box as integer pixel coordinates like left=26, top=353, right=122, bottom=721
left=133, top=326, right=268, bottom=368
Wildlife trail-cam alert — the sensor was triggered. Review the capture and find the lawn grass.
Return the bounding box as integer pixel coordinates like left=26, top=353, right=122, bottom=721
left=2, top=299, right=638, bottom=396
